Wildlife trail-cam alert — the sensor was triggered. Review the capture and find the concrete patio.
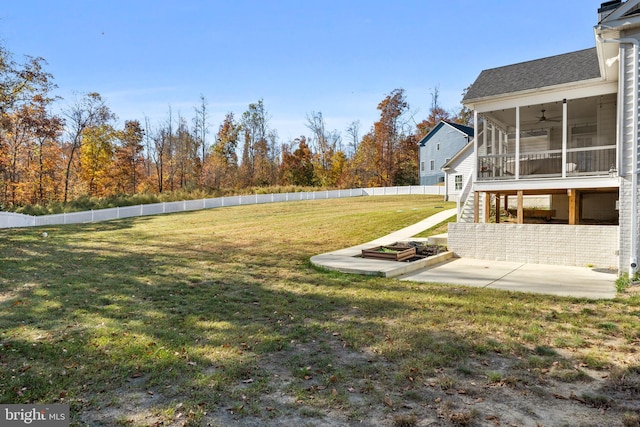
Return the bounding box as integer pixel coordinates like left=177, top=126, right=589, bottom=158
left=310, top=208, right=618, bottom=299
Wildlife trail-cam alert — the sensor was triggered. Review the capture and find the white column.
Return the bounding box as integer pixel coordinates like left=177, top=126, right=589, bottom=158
left=515, top=106, right=520, bottom=179
left=562, top=99, right=568, bottom=178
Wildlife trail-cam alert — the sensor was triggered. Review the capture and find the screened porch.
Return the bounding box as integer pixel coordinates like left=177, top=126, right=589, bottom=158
left=476, top=94, right=617, bottom=181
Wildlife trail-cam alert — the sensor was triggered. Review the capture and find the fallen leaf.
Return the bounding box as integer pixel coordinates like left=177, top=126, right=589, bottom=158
left=241, top=378, right=254, bottom=384
left=384, top=395, right=393, bottom=407
left=147, top=390, right=154, bottom=396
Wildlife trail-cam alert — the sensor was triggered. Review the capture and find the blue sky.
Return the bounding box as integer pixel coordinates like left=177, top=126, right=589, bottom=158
left=1, top=0, right=606, bottom=142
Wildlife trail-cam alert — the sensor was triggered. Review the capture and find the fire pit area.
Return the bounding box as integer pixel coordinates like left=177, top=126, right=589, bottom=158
left=361, top=241, right=447, bottom=262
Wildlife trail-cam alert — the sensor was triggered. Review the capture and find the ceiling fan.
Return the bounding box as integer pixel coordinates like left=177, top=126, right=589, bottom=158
left=538, top=109, right=561, bottom=123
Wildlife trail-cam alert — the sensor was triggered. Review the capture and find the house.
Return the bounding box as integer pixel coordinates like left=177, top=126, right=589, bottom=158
left=440, top=140, right=473, bottom=203
left=448, top=0, right=640, bottom=275
left=418, top=121, right=473, bottom=185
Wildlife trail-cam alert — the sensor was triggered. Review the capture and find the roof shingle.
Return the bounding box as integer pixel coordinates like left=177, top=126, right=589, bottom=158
left=463, top=48, right=601, bottom=102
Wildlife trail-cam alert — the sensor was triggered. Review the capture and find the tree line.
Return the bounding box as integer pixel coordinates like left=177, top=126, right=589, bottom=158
left=0, top=43, right=471, bottom=210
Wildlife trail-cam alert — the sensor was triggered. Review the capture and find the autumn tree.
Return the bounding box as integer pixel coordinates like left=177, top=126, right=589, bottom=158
left=62, top=92, right=115, bottom=202
left=306, top=111, right=342, bottom=187
left=113, top=120, right=145, bottom=194
left=80, top=124, right=116, bottom=196
left=21, top=96, right=64, bottom=205
left=207, top=112, right=240, bottom=188
left=374, top=88, right=410, bottom=186
left=240, top=100, right=278, bottom=186
left=349, top=131, right=379, bottom=187
left=279, top=136, right=314, bottom=186
left=0, top=44, right=60, bottom=206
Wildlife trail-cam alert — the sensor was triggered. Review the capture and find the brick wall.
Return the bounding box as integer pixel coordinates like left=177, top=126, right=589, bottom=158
left=448, top=223, right=619, bottom=270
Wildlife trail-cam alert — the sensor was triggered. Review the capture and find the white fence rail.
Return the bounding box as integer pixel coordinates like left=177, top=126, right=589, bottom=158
left=0, top=186, right=444, bottom=229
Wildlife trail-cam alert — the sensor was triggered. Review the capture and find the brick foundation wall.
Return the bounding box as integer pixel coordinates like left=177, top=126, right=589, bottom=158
left=448, top=223, right=619, bottom=270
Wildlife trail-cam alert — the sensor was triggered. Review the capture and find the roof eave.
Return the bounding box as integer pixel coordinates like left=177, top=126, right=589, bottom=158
left=463, top=76, right=610, bottom=110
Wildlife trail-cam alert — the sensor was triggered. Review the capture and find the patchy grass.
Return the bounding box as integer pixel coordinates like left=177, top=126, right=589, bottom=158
left=1, top=195, right=639, bottom=426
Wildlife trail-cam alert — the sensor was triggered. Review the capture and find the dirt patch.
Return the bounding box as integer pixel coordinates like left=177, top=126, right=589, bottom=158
left=78, top=339, right=639, bottom=426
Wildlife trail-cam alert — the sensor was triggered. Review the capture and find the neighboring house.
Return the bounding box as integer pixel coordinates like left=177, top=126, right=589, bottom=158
left=448, top=0, right=640, bottom=275
left=418, top=121, right=473, bottom=185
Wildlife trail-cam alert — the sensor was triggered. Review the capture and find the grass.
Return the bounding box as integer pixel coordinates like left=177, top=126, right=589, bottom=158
left=1, top=195, right=639, bottom=425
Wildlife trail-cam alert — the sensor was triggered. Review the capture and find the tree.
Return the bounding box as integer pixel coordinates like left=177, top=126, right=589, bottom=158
left=279, top=136, right=314, bottom=186
left=193, top=95, right=209, bottom=184
left=62, top=92, right=115, bottom=202
left=240, top=100, right=276, bottom=187
left=306, top=111, right=342, bottom=187
left=416, top=86, right=451, bottom=139
left=114, top=120, right=145, bottom=194
left=80, top=124, right=116, bottom=196
left=207, top=112, right=240, bottom=188
left=452, top=85, right=473, bottom=127
left=345, top=120, right=360, bottom=158
left=0, top=44, right=60, bottom=206
left=374, top=88, right=410, bottom=186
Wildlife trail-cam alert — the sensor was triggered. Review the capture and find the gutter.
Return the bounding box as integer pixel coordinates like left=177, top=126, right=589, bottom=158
left=598, top=35, right=639, bottom=276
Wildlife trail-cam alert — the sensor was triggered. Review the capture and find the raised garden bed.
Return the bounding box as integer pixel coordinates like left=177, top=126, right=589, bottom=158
left=361, top=245, right=416, bottom=261
left=361, top=242, right=447, bottom=262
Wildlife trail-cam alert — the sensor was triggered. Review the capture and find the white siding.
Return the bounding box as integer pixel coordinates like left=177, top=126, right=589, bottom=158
left=618, top=41, right=640, bottom=273
left=445, top=148, right=474, bottom=200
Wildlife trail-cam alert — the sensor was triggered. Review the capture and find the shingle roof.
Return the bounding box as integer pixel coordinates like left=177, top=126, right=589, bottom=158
left=418, top=121, right=474, bottom=147
left=463, top=48, right=601, bottom=102
left=445, top=121, right=474, bottom=137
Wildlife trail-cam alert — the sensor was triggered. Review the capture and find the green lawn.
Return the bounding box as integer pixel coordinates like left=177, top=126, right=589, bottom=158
left=1, top=195, right=639, bottom=426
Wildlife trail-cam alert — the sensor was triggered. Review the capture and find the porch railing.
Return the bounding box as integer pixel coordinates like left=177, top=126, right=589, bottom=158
left=477, top=146, right=616, bottom=180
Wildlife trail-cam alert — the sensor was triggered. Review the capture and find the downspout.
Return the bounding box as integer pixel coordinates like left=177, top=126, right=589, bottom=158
left=598, top=35, right=639, bottom=275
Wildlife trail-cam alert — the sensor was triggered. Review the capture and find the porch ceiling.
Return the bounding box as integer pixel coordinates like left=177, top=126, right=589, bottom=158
left=486, top=97, right=603, bottom=131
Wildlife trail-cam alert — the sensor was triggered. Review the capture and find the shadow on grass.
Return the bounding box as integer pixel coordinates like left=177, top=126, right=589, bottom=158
left=1, top=216, right=638, bottom=425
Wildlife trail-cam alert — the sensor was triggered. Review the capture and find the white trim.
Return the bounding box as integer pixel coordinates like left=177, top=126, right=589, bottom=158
left=468, top=80, right=617, bottom=113
left=473, top=176, right=620, bottom=192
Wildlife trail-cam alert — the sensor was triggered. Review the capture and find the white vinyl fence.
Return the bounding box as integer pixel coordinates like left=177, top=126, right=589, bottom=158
left=0, top=185, right=445, bottom=229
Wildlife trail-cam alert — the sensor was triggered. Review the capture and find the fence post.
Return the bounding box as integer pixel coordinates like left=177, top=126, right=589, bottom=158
left=117, top=206, right=120, bottom=219
left=141, top=204, right=143, bottom=216
left=91, top=210, right=94, bottom=222
left=163, top=202, right=166, bottom=213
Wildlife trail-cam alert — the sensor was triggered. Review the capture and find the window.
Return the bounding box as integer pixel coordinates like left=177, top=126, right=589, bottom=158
left=455, top=175, right=463, bottom=190
left=430, top=160, right=435, bottom=171
left=420, top=161, right=425, bottom=172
